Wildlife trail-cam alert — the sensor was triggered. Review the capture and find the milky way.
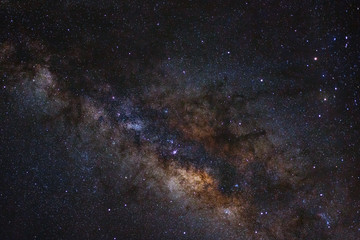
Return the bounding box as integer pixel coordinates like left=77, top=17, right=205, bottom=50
left=1, top=1, right=360, bottom=239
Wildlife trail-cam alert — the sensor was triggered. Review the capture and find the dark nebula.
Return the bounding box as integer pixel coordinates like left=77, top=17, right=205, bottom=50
left=1, top=1, right=360, bottom=239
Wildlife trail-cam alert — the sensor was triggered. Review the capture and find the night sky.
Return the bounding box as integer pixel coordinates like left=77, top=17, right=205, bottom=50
left=1, top=1, right=360, bottom=239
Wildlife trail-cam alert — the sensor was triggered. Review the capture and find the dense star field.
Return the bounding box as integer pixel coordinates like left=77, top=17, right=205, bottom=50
left=1, top=1, right=360, bottom=239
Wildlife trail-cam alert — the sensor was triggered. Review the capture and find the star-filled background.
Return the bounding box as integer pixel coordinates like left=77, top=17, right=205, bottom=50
left=1, top=0, right=360, bottom=239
